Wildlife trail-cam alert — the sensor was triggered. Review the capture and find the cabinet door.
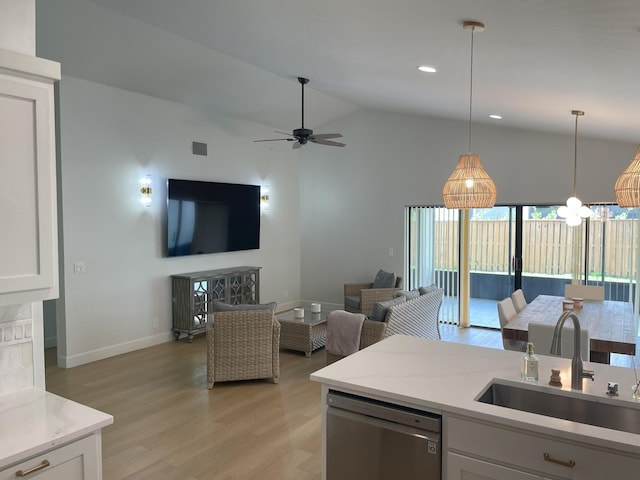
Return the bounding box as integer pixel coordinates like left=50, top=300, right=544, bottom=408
left=0, top=435, right=100, bottom=480
left=0, top=72, right=58, bottom=306
left=447, top=453, right=551, bottom=480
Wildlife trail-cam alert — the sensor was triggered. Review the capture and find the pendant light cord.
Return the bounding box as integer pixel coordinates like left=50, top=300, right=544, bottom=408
left=468, top=26, right=475, bottom=153
left=573, top=112, right=578, bottom=197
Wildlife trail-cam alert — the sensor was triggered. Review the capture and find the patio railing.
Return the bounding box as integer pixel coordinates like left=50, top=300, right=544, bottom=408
left=434, top=219, right=638, bottom=279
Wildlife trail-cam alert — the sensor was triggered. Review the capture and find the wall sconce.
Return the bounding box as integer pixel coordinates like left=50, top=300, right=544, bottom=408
left=261, top=185, right=270, bottom=211
left=140, top=175, right=152, bottom=207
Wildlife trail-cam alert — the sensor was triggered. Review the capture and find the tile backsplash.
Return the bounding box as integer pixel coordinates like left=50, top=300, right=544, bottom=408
left=0, top=304, right=33, bottom=394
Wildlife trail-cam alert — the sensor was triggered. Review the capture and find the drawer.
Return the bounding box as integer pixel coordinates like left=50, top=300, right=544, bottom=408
left=0, top=435, right=99, bottom=480
left=447, top=416, right=640, bottom=479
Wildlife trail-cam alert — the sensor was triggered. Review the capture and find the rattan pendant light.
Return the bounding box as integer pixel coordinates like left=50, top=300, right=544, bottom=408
left=442, top=21, right=496, bottom=209
left=557, top=110, right=592, bottom=226
left=614, top=145, right=640, bottom=207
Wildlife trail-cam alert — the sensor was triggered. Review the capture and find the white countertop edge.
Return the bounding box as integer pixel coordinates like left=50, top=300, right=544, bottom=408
left=0, top=387, right=113, bottom=469
left=311, top=336, right=640, bottom=456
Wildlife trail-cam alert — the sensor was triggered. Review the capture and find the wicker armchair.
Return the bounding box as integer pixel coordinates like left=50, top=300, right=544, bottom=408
left=344, top=276, right=403, bottom=316
left=207, top=308, right=280, bottom=389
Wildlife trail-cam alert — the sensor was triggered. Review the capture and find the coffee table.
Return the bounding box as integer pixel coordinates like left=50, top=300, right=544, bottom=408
left=277, top=304, right=332, bottom=357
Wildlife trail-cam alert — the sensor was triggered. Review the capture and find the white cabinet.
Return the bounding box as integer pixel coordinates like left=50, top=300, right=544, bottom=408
left=0, top=48, right=60, bottom=307
left=0, top=388, right=112, bottom=480
left=446, top=415, right=640, bottom=480
left=447, top=452, right=550, bottom=480
left=0, top=435, right=101, bottom=480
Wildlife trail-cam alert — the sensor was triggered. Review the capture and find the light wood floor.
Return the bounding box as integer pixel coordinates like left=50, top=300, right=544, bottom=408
left=44, top=326, right=638, bottom=480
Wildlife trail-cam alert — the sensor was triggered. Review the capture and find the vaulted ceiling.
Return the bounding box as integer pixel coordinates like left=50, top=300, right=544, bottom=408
left=37, top=0, right=640, bottom=143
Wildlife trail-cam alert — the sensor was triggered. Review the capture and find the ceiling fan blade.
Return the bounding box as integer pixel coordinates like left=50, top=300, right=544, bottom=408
left=292, top=141, right=302, bottom=150
left=253, top=138, right=289, bottom=142
left=310, top=138, right=346, bottom=147
left=310, top=133, right=343, bottom=140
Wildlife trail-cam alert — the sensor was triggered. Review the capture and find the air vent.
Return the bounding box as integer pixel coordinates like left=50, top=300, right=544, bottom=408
left=192, top=141, right=208, bottom=156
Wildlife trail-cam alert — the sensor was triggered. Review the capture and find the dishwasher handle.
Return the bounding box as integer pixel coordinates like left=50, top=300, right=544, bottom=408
left=328, top=406, right=441, bottom=443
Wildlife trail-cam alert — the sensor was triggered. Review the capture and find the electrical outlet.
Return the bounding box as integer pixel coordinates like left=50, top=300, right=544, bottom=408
left=152, top=318, right=159, bottom=328
left=388, top=248, right=394, bottom=257
left=73, top=261, right=86, bottom=274
left=284, top=289, right=289, bottom=298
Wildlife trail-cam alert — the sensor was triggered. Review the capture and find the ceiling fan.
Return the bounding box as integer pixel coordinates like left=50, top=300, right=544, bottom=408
left=254, top=77, right=345, bottom=149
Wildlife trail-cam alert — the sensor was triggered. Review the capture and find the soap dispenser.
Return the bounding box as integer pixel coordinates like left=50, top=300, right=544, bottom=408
left=521, top=342, right=539, bottom=381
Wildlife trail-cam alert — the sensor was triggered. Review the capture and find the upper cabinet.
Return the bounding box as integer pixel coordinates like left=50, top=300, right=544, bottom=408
left=0, top=49, right=60, bottom=306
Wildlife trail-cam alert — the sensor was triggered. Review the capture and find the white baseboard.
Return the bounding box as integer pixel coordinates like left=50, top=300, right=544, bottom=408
left=57, top=331, right=175, bottom=368
left=56, top=299, right=345, bottom=368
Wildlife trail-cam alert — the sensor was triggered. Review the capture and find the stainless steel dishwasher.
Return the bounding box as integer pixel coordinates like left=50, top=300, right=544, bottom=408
left=326, top=390, right=441, bottom=479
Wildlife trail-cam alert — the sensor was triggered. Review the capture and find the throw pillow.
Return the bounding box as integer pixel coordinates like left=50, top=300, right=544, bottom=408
left=419, top=285, right=439, bottom=295
left=372, top=269, right=397, bottom=289
left=395, top=289, right=420, bottom=301
left=212, top=301, right=277, bottom=312
left=369, top=296, right=406, bottom=322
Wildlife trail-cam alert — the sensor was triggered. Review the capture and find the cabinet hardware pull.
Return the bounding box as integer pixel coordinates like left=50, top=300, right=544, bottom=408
left=16, top=460, right=50, bottom=477
left=543, top=452, right=576, bottom=468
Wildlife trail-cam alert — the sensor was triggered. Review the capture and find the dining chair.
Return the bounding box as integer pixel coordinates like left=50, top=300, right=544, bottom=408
left=511, top=289, right=527, bottom=313
left=564, top=284, right=605, bottom=301
left=528, top=321, right=590, bottom=361
left=497, top=297, right=527, bottom=352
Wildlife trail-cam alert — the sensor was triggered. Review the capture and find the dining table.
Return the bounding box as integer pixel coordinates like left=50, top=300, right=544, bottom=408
left=502, top=294, right=637, bottom=364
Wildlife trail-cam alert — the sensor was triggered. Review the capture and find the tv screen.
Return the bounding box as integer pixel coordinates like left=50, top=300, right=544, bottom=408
left=167, top=179, right=260, bottom=257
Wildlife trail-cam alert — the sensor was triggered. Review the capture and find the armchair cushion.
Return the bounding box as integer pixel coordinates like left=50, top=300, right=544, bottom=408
left=370, top=295, right=406, bottom=322
left=344, top=295, right=361, bottom=311
left=344, top=277, right=403, bottom=316
left=372, top=269, right=397, bottom=288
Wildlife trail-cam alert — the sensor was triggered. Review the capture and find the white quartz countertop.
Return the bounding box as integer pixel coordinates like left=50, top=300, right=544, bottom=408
left=0, top=387, right=113, bottom=469
left=311, top=336, right=640, bottom=455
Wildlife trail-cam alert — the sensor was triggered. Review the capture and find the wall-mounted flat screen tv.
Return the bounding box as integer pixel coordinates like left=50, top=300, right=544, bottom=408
left=167, top=179, right=260, bottom=257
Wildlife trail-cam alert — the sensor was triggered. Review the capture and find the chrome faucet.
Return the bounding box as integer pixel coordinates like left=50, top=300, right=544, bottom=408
left=550, top=311, right=595, bottom=390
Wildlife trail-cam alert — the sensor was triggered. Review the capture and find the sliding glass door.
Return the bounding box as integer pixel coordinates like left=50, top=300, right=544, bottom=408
left=405, top=207, right=459, bottom=324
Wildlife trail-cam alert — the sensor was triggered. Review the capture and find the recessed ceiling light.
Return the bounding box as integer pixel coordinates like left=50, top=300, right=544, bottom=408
left=489, top=114, right=503, bottom=120
left=417, top=65, right=437, bottom=73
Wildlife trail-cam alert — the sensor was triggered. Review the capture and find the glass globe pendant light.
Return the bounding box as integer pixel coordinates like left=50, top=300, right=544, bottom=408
left=557, top=110, right=592, bottom=226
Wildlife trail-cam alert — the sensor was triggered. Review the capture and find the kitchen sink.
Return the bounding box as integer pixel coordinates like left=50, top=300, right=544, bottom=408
left=475, top=380, right=640, bottom=435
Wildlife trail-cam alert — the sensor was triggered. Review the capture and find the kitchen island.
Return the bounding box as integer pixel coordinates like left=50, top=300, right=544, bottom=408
left=0, top=388, right=113, bottom=479
left=311, top=335, right=640, bottom=479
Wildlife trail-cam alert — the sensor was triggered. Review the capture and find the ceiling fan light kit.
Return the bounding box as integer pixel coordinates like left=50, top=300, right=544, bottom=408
left=442, top=20, right=497, bottom=210
left=254, top=76, right=345, bottom=149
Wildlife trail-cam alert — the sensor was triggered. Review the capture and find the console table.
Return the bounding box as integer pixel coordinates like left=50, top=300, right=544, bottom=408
left=171, top=266, right=260, bottom=341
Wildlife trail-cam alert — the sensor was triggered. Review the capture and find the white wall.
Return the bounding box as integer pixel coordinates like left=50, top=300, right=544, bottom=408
left=51, top=77, right=640, bottom=367
left=57, top=76, right=302, bottom=367
left=299, top=108, right=638, bottom=305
